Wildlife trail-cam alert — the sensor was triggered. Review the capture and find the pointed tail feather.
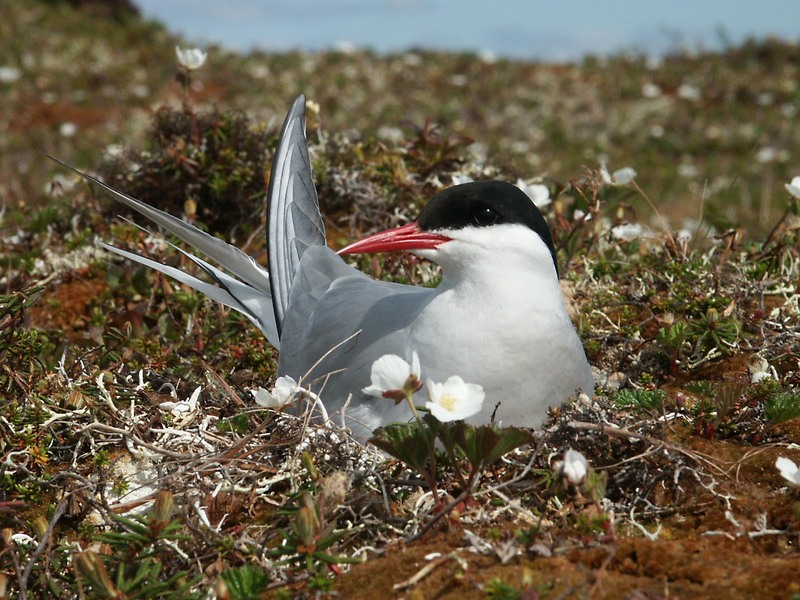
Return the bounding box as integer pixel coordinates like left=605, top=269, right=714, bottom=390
left=99, top=242, right=280, bottom=347
left=46, top=154, right=281, bottom=348
left=47, top=155, right=272, bottom=296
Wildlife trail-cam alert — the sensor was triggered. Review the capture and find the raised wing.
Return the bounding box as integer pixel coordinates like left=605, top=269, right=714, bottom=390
left=267, top=95, right=326, bottom=337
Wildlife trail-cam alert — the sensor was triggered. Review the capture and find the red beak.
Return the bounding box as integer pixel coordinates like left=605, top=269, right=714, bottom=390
left=338, top=222, right=451, bottom=255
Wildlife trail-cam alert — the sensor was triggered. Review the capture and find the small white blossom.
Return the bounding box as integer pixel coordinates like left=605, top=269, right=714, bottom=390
left=641, top=82, right=661, bottom=99
left=600, top=163, right=636, bottom=186
left=252, top=375, right=299, bottom=409
left=0, top=66, right=21, bottom=83
left=44, top=173, right=78, bottom=197
left=559, top=449, right=589, bottom=486
left=175, top=46, right=207, bottom=70
left=776, top=457, right=800, bottom=486
left=363, top=352, right=421, bottom=399
left=785, top=176, right=800, bottom=199
left=11, top=533, right=35, bottom=546
left=59, top=122, right=77, bottom=138
left=305, top=99, right=321, bottom=116
left=677, top=83, right=701, bottom=101
left=611, top=222, right=644, bottom=241
left=334, top=40, right=358, bottom=54
left=756, top=147, right=779, bottom=164
left=425, top=376, right=484, bottom=422
left=749, top=357, right=778, bottom=384
left=677, top=163, right=699, bottom=178
left=516, top=178, right=551, bottom=208
left=104, top=143, right=124, bottom=159
left=756, top=92, right=775, bottom=107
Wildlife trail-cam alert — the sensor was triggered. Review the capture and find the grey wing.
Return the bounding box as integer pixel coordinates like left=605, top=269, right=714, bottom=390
left=268, top=95, right=326, bottom=338
left=278, top=246, right=433, bottom=423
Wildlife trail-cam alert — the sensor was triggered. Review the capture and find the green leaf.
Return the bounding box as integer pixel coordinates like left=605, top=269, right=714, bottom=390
left=369, top=421, right=435, bottom=475
left=453, top=424, right=533, bottom=470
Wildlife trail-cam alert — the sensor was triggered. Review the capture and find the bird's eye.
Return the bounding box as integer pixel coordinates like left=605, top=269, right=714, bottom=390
left=474, top=206, right=499, bottom=226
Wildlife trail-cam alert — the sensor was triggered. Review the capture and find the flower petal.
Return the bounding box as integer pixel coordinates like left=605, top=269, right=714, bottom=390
left=776, top=456, right=800, bottom=486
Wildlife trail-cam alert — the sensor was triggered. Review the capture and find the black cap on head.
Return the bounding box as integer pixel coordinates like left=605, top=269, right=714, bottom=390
left=418, top=180, right=558, bottom=273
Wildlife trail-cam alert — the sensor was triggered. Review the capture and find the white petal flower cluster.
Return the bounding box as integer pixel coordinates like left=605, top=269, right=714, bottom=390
left=175, top=46, right=207, bottom=71
left=364, top=352, right=484, bottom=422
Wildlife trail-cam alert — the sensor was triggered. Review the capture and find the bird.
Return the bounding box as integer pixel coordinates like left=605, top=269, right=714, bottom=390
left=53, top=95, right=594, bottom=438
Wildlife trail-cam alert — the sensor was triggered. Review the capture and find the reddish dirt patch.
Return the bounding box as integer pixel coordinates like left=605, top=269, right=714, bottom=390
left=27, top=274, right=107, bottom=340
left=326, top=530, right=799, bottom=599
left=11, top=98, right=122, bottom=132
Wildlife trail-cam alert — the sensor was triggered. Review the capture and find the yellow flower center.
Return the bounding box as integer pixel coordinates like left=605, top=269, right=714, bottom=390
left=439, top=394, right=458, bottom=412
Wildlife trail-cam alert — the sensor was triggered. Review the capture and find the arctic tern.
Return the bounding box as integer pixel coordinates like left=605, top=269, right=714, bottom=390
left=54, top=95, right=594, bottom=437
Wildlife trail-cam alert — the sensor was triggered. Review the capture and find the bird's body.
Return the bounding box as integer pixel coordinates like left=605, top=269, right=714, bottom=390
left=55, top=95, right=593, bottom=438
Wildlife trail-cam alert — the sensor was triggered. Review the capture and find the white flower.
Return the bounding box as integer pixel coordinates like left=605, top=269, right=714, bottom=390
left=677, top=163, right=699, bottom=178
left=306, top=99, right=320, bottom=116
left=44, top=173, right=78, bottom=197
left=600, top=163, right=637, bottom=186
left=0, top=66, right=21, bottom=83
left=749, top=357, right=778, bottom=384
left=363, top=352, right=421, bottom=400
left=11, top=533, right=35, bottom=546
left=677, top=83, right=701, bottom=101
left=425, top=376, right=484, bottom=422
left=756, top=147, right=779, bottom=164
left=641, top=82, right=661, bottom=99
left=559, top=449, right=589, bottom=486
left=776, top=457, right=800, bottom=486
left=175, top=46, right=207, bottom=70
left=59, top=122, right=77, bottom=138
left=785, top=176, right=800, bottom=199
left=611, top=222, right=644, bottom=241
left=252, top=375, right=299, bottom=409
left=516, top=178, right=551, bottom=208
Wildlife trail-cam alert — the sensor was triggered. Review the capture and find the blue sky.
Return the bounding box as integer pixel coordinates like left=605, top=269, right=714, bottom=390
left=135, top=0, right=799, bottom=61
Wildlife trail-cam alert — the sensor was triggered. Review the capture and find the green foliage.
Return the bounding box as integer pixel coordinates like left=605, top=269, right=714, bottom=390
left=216, top=413, right=250, bottom=434
left=656, top=322, right=688, bottom=354
left=689, top=306, right=741, bottom=357
left=442, top=421, right=534, bottom=473
left=764, top=393, right=800, bottom=424
left=484, top=578, right=523, bottom=600
left=371, top=413, right=533, bottom=499
left=218, top=566, right=270, bottom=600
left=75, top=491, right=199, bottom=599
left=370, top=416, right=440, bottom=480
left=613, top=388, right=666, bottom=410
left=103, top=105, right=272, bottom=236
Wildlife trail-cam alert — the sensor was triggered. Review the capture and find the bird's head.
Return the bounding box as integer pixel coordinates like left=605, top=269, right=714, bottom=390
left=339, top=180, right=558, bottom=277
